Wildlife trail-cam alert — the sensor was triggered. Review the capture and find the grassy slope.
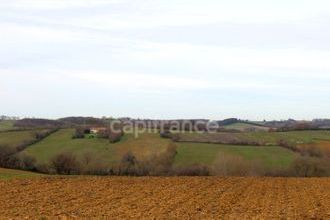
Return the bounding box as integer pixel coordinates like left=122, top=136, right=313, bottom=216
left=174, top=143, right=296, bottom=168
left=0, top=168, right=42, bottom=180
left=24, top=129, right=171, bottom=165
left=0, top=130, right=37, bottom=148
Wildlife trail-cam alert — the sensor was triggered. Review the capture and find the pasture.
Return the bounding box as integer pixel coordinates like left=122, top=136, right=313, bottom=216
left=223, top=122, right=268, bottom=131
left=174, top=143, right=296, bottom=168
left=178, top=130, right=330, bottom=145
left=0, top=120, right=15, bottom=131
left=24, top=129, right=171, bottom=165
left=0, top=130, right=37, bottom=148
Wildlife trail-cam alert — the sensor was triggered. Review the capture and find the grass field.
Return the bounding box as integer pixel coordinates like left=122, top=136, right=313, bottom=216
left=24, top=129, right=171, bottom=165
left=179, top=130, right=330, bottom=145
left=0, top=168, right=42, bottom=180
left=174, top=143, right=296, bottom=168
left=0, top=130, right=37, bottom=148
left=223, top=122, right=268, bottom=131
left=0, top=120, right=15, bottom=131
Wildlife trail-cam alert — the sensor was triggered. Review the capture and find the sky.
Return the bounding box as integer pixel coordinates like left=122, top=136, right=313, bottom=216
left=1, top=0, right=330, bottom=120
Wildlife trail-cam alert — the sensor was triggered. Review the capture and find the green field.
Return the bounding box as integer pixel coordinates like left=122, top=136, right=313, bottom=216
left=174, top=143, right=296, bottom=168
left=0, top=130, right=37, bottom=148
left=223, top=122, right=268, bottom=131
left=24, top=129, right=171, bottom=166
left=0, top=120, right=15, bottom=131
left=0, top=168, right=42, bottom=180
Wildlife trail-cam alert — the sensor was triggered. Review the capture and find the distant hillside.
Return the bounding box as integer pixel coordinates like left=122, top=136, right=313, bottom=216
left=5, top=117, right=330, bottom=131
left=14, top=118, right=63, bottom=128
left=223, top=122, right=269, bottom=132
left=216, top=118, right=269, bottom=131
left=57, top=117, right=106, bottom=126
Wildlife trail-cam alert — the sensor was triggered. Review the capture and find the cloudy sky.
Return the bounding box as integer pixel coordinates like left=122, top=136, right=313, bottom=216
left=1, top=0, right=330, bottom=120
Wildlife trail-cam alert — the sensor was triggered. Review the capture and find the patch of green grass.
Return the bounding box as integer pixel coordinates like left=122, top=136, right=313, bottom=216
left=0, top=120, right=15, bottom=131
left=24, top=129, right=171, bottom=166
left=0, top=168, right=42, bottom=180
left=223, top=122, right=268, bottom=131
left=0, top=130, right=36, bottom=148
left=174, top=143, right=296, bottom=168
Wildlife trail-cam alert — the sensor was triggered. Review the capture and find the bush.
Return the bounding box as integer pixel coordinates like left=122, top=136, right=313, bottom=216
left=51, top=152, right=81, bottom=175
left=301, top=146, right=323, bottom=158
left=113, top=143, right=178, bottom=176
left=212, top=154, right=265, bottom=176
left=277, top=139, right=299, bottom=152
left=290, top=156, right=330, bottom=177
left=173, top=164, right=210, bottom=176
left=35, top=163, right=55, bottom=174
left=97, top=129, right=109, bottom=139
left=160, top=130, right=172, bottom=139
left=109, top=131, right=123, bottom=143
left=97, top=128, right=123, bottom=143
left=114, top=152, right=140, bottom=176
left=72, top=128, right=85, bottom=139
left=148, top=143, right=177, bottom=175
left=0, top=145, right=19, bottom=168
left=79, top=152, right=110, bottom=175
left=278, top=139, right=324, bottom=158
left=82, top=162, right=110, bottom=175
left=19, top=153, right=37, bottom=171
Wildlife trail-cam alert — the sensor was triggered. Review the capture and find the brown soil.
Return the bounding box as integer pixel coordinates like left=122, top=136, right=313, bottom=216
left=0, top=177, right=329, bottom=219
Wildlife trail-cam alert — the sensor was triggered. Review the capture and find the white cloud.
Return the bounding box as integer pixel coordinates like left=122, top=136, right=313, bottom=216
left=130, top=42, right=330, bottom=73
left=65, top=0, right=330, bottom=30
left=0, top=0, right=120, bottom=10
left=1, top=0, right=330, bottom=119
left=0, top=22, right=80, bottom=43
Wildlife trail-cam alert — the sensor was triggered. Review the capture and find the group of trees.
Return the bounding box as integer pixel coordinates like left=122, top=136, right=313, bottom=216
left=14, top=119, right=63, bottom=129
left=73, top=123, right=124, bottom=143
left=274, top=139, right=330, bottom=177
left=0, top=115, right=20, bottom=120
left=97, top=128, right=124, bottom=143
left=277, top=139, right=324, bottom=158
left=0, top=145, right=36, bottom=171
left=21, top=143, right=208, bottom=176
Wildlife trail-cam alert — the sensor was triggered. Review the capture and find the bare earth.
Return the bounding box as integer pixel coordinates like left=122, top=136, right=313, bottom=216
left=0, top=177, right=329, bottom=219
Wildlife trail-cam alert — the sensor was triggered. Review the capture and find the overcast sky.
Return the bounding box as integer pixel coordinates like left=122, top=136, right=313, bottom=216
left=1, top=0, right=330, bottom=120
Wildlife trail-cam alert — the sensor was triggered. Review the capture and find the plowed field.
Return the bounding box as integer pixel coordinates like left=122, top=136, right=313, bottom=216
left=0, top=177, right=329, bottom=219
